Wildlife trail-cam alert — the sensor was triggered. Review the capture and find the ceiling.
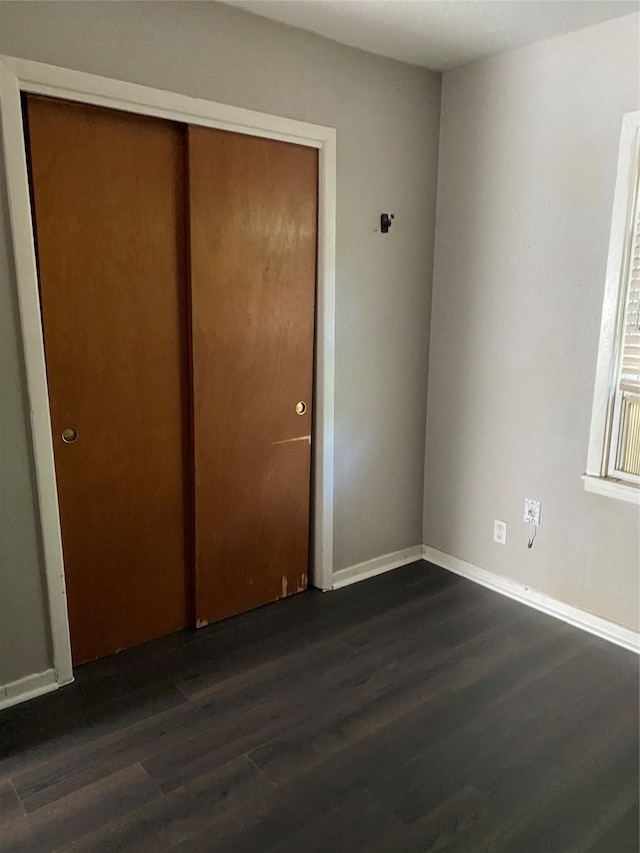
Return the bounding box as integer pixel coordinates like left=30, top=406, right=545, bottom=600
left=225, top=1, right=638, bottom=71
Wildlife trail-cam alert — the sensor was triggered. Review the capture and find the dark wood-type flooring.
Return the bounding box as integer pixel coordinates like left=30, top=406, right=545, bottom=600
left=1, top=561, right=638, bottom=851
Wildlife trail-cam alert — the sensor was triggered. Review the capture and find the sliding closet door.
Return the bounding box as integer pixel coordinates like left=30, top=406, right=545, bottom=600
left=26, top=96, right=190, bottom=664
left=188, top=127, right=318, bottom=624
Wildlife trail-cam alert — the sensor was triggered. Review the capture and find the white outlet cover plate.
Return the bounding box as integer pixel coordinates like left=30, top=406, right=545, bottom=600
left=493, top=519, right=507, bottom=544
left=524, top=498, right=541, bottom=526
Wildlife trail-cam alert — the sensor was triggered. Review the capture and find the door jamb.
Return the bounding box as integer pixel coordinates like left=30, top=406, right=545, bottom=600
left=0, top=55, right=336, bottom=688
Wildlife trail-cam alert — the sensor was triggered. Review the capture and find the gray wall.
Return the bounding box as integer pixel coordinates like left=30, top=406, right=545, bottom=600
left=0, top=135, right=52, bottom=683
left=424, top=13, right=640, bottom=631
left=0, top=2, right=441, bottom=683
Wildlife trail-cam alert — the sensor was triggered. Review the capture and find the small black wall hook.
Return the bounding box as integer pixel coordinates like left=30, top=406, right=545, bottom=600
left=380, top=213, right=395, bottom=233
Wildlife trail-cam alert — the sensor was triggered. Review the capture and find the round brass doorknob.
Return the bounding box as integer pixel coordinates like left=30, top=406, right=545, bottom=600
left=61, top=428, right=78, bottom=444
left=295, top=401, right=307, bottom=415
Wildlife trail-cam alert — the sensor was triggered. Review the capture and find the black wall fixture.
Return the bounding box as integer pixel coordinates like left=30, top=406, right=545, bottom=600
left=380, top=213, right=394, bottom=233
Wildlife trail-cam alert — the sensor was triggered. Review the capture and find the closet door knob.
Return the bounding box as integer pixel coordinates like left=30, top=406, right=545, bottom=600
left=61, top=427, right=78, bottom=443
left=295, top=402, right=307, bottom=415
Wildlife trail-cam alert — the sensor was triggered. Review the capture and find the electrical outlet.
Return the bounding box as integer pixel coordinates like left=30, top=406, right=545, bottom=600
left=524, top=499, right=541, bottom=526
left=494, top=519, right=507, bottom=544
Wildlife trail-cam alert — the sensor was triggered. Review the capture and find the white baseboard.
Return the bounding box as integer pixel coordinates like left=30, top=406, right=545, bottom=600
left=3, top=545, right=634, bottom=713
left=422, top=545, right=640, bottom=654
left=331, top=545, right=423, bottom=590
left=0, top=668, right=59, bottom=711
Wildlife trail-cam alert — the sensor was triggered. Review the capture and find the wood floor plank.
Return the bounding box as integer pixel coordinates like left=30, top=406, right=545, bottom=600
left=0, top=764, right=160, bottom=852
left=0, top=562, right=636, bottom=853
left=248, top=618, right=585, bottom=796
left=339, top=577, right=504, bottom=655
left=368, top=643, right=633, bottom=824
left=67, top=755, right=272, bottom=852
left=370, top=671, right=639, bottom=852
left=175, top=631, right=599, bottom=850
left=269, top=788, right=405, bottom=853
left=0, top=680, right=187, bottom=780
left=492, top=724, right=639, bottom=853
left=141, top=642, right=377, bottom=794
left=171, top=621, right=359, bottom=700
left=12, top=640, right=357, bottom=811
left=165, top=615, right=606, bottom=853
left=0, top=778, right=23, bottom=826
left=585, top=800, right=640, bottom=853
left=247, top=622, right=522, bottom=785
left=164, top=762, right=367, bottom=853
left=69, top=563, right=449, bottom=706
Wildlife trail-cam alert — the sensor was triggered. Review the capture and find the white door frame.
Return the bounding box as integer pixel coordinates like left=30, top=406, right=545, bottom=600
left=0, top=55, right=336, bottom=688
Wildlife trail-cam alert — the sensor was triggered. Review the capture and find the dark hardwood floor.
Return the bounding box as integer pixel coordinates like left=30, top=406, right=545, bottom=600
left=0, top=560, right=638, bottom=852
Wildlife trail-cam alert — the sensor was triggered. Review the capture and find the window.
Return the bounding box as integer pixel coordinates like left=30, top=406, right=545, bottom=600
left=585, top=111, right=640, bottom=504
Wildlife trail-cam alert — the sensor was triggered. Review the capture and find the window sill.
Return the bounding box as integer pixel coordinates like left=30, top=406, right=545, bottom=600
left=582, top=475, right=640, bottom=505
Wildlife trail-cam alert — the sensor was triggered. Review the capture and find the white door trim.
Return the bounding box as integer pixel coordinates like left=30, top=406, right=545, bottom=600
left=0, top=56, right=336, bottom=690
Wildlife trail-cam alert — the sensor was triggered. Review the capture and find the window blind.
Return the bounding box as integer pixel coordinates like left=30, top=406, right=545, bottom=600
left=616, top=174, right=640, bottom=477
left=619, top=183, right=640, bottom=395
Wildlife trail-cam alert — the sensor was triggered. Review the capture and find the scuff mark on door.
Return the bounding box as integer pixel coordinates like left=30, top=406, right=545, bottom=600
left=271, top=435, right=311, bottom=446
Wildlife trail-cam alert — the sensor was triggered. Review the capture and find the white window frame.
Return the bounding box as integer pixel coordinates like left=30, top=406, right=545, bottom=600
left=584, top=110, right=640, bottom=506
left=0, top=55, right=337, bottom=694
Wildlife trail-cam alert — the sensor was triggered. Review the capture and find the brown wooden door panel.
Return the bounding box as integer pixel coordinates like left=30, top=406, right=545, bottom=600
left=188, top=126, right=318, bottom=624
left=26, top=96, right=190, bottom=664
